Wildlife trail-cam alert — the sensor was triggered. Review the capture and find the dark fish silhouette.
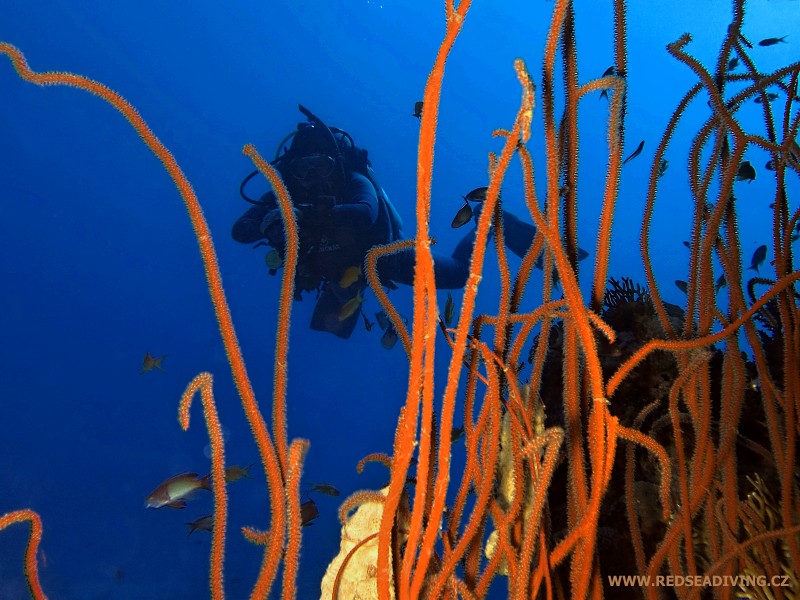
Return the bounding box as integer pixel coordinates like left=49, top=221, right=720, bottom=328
left=300, top=499, right=319, bottom=526
left=450, top=426, right=465, bottom=444
left=599, top=65, right=616, bottom=101
left=675, top=280, right=688, bottom=294
left=413, top=101, right=423, bottom=119
left=185, top=515, right=213, bottom=535
left=754, top=93, right=779, bottom=104
left=361, top=311, right=373, bottom=331
left=622, top=140, right=645, bottom=165
left=765, top=159, right=776, bottom=171
left=758, top=36, right=787, bottom=47
left=736, top=160, right=756, bottom=183
left=444, top=292, right=455, bottom=327
left=310, top=483, right=340, bottom=497
left=715, top=274, right=727, bottom=295
left=451, top=201, right=473, bottom=228
left=747, top=245, right=767, bottom=272
left=462, top=186, right=489, bottom=202
left=727, top=56, right=739, bottom=71
left=657, top=159, right=668, bottom=178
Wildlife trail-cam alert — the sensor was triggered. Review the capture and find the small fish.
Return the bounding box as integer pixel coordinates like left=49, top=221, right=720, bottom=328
left=185, top=515, right=213, bottom=535
left=450, top=426, right=465, bottom=444
left=451, top=201, right=473, bottom=228
left=599, top=66, right=616, bottom=101
left=758, top=36, right=787, bottom=47
left=444, top=292, right=455, bottom=327
left=754, top=93, right=779, bottom=104
left=310, top=483, right=340, bottom=497
left=747, top=245, right=768, bottom=272
left=727, top=56, right=739, bottom=71
left=300, top=499, right=319, bottom=526
left=462, top=186, right=490, bottom=203
left=715, top=274, right=727, bottom=294
left=338, top=290, right=364, bottom=321
left=682, top=241, right=691, bottom=249
left=145, top=473, right=211, bottom=509
left=140, top=352, right=166, bottom=375
left=765, top=159, right=776, bottom=171
left=412, top=101, right=423, bottom=120
left=675, top=280, right=688, bottom=294
left=788, top=141, right=800, bottom=168
left=380, top=325, right=399, bottom=350
left=339, top=265, right=361, bottom=289
left=361, top=311, right=373, bottom=331
left=657, top=158, right=668, bottom=178
left=225, top=465, right=253, bottom=483
left=735, top=160, right=756, bottom=183
left=622, top=140, right=645, bottom=165
left=549, top=268, right=561, bottom=290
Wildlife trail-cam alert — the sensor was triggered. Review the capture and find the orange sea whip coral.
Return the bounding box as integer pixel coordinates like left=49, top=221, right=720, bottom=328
left=0, top=42, right=301, bottom=599
left=179, top=373, right=229, bottom=599
left=0, top=509, right=46, bottom=600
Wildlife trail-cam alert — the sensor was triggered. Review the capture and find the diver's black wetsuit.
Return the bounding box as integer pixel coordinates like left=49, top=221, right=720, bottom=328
left=233, top=171, right=538, bottom=338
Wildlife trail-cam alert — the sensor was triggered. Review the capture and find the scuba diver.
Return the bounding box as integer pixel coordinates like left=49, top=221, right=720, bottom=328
left=232, top=105, right=554, bottom=339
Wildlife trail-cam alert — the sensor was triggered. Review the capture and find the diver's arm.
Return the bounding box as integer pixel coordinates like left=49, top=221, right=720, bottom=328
left=231, top=194, right=275, bottom=243
left=330, top=172, right=379, bottom=229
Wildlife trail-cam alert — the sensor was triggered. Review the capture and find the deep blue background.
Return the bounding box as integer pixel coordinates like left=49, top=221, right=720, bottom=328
left=0, top=1, right=796, bottom=598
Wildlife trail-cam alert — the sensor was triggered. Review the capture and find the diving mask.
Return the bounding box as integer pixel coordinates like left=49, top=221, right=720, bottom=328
left=289, top=154, right=336, bottom=180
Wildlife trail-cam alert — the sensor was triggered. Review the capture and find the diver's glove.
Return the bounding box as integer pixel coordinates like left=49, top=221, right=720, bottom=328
left=260, top=208, right=302, bottom=246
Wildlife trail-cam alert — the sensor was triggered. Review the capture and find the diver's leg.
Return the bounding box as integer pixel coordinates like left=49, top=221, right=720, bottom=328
left=498, top=210, right=536, bottom=259
left=375, top=232, right=474, bottom=290
left=310, top=285, right=361, bottom=338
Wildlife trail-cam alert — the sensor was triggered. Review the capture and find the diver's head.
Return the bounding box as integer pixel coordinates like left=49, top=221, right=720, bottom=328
left=283, top=122, right=340, bottom=197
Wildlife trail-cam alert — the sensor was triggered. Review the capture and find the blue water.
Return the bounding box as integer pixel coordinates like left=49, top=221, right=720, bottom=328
left=1, top=1, right=797, bottom=598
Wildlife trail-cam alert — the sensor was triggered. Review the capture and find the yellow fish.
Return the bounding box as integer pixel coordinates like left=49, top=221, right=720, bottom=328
left=338, top=290, right=364, bottom=321
left=140, top=352, right=165, bottom=375
left=339, top=265, right=361, bottom=289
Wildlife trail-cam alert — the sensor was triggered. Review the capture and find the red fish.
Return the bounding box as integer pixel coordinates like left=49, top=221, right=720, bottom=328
left=140, top=352, right=166, bottom=375
left=145, top=472, right=210, bottom=509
